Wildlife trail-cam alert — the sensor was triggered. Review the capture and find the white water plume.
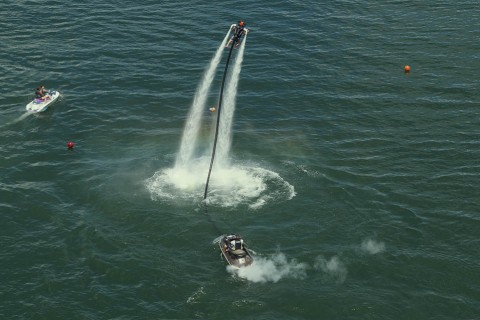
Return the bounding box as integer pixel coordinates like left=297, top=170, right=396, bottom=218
left=215, top=33, right=248, bottom=167
left=228, top=252, right=308, bottom=283
left=361, top=239, right=386, bottom=254
left=146, top=30, right=295, bottom=208
left=314, top=255, right=348, bottom=283
left=175, top=30, right=231, bottom=168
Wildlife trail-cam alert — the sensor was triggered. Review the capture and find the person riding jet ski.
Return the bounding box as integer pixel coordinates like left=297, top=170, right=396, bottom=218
left=35, top=85, right=50, bottom=101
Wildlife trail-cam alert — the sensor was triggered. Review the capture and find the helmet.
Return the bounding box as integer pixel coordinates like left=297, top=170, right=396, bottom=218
left=239, top=21, right=245, bottom=27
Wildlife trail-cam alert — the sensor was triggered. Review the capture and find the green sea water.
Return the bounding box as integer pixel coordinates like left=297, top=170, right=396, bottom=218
left=1, top=0, right=479, bottom=319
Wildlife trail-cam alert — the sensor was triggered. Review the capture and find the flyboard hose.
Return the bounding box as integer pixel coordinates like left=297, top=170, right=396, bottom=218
left=203, top=32, right=238, bottom=200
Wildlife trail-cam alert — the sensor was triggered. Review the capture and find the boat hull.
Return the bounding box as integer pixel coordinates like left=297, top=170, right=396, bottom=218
left=26, top=91, right=60, bottom=113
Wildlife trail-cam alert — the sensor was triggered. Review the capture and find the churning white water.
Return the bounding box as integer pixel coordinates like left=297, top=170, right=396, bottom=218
left=146, top=30, right=294, bottom=208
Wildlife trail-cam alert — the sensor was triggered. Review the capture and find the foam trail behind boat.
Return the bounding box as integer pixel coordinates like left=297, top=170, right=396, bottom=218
left=215, top=34, right=247, bottom=167
left=1, top=112, right=33, bottom=128
left=175, top=29, right=231, bottom=168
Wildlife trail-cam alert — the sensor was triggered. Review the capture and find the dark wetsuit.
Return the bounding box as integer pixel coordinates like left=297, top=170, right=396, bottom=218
left=35, top=88, right=47, bottom=99
left=232, top=25, right=246, bottom=43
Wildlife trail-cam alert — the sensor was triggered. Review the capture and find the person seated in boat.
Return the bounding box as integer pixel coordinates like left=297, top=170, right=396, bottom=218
left=35, top=85, right=50, bottom=101
left=226, top=21, right=247, bottom=48
left=229, top=239, right=244, bottom=251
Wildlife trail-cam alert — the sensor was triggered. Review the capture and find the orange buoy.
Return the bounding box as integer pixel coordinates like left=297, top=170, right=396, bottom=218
left=404, top=65, right=411, bottom=73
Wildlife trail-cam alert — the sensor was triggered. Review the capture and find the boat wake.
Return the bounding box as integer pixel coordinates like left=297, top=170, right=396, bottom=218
left=228, top=238, right=385, bottom=283
left=1, top=112, right=32, bottom=128
left=227, top=252, right=308, bottom=283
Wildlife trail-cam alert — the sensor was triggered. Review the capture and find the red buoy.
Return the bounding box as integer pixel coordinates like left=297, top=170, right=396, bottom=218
left=67, top=141, right=75, bottom=149
left=404, top=65, right=411, bottom=73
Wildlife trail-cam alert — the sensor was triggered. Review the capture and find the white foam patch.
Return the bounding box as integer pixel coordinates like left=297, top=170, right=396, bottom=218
left=186, top=286, right=205, bottom=304
left=145, top=160, right=295, bottom=208
left=145, top=164, right=206, bottom=201
left=227, top=253, right=308, bottom=283
left=314, top=255, right=347, bottom=283
left=282, top=160, right=324, bottom=179
left=361, top=239, right=386, bottom=254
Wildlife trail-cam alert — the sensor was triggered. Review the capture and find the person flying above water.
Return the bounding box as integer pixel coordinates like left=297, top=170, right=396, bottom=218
left=226, top=20, right=247, bottom=48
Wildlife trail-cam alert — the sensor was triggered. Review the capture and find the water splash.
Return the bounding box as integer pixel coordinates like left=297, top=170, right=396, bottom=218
left=361, top=239, right=386, bottom=254
left=314, top=255, right=348, bottom=283
left=187, top=286, right=205, bottom=304
left=215, top=34, right=248, bottom=167
left=175, top=30, right=231, bottom=168
left=146, top=30, right=295, bottom=208
left=146, top=160, right=295, bottom=208
left=227, top=252, right=308, bottom=283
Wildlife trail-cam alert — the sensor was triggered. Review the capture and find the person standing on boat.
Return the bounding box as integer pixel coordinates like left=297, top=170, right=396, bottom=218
left=226, top=20, right=247, bottom=48
left=35, top=85, right=50, bottom=101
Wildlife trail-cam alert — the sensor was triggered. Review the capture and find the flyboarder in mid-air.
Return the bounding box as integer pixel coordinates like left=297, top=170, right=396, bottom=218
left=226, top=20, right=248, bottom=48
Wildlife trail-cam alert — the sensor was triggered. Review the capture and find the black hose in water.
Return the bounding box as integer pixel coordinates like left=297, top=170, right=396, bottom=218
left=202, top=202, right=223, bottom=235
left=203, top=38, right=237, bottom=200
